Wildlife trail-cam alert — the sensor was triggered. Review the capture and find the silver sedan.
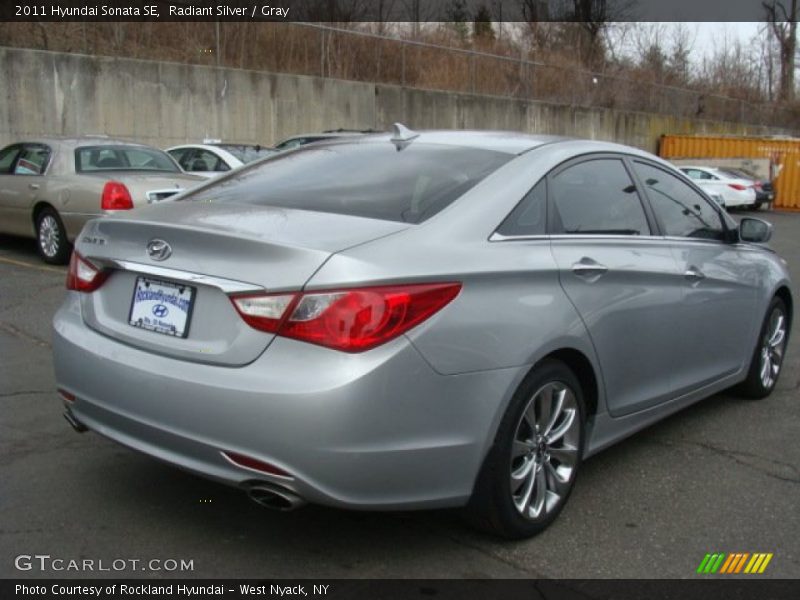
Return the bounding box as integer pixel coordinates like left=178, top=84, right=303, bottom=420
left=52, top=127, right=792, bottom=538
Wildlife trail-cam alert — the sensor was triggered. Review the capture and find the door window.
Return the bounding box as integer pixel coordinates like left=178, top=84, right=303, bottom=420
left=13, top=145, right=50, bottom=175
left=549, top=159, right=650, bottom=235
left=634, top=161, right=725, bottom=240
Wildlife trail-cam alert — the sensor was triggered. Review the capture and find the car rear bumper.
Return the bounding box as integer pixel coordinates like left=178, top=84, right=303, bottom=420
left=52, top=293, right=520, bottom=510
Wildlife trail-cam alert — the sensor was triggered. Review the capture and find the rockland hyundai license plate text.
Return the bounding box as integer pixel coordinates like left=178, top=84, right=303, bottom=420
left=128, top=277, right=195, bottom=338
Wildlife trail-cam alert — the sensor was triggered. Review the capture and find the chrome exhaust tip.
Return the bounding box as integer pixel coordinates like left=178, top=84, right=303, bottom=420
left=63, top=410, right=88, bottom=433
left=247, top=484, right=306, bottom=511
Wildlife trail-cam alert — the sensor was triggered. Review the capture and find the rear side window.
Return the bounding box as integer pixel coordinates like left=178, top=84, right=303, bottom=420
left=633, top=162, right=724, bottom=240
left=550, top=159, right=650, bottom=235
left=180, top=142, right=512, bottom=224
left=496, top=180, right=546, bottom=236
left=75, top=146, right=180, bottom=173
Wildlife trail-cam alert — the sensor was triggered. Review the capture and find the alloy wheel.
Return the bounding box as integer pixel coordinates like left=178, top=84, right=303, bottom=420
left=759, top=307, right=787, bottom=389
left=38, top=214, right=61, bottom=258
left=510, top=381, right=580, bottom=521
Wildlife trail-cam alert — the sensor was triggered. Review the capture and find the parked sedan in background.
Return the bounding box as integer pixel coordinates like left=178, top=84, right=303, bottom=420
left=0, top=137, right=205, bottom=264
left=53, top=128, right=791, bottom=539
left=717, top=166, right=775, bottom=209
left=678, top=165, right=758, bottom=209
left=167, top=142, right=276, bottom=178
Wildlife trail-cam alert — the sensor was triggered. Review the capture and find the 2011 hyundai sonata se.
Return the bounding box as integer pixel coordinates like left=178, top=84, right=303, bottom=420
left=53, top=126, right=792, bottom=538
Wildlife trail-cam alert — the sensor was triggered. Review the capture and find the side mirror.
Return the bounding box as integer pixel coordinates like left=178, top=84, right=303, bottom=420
left=739, top=217, right=773, bottom=243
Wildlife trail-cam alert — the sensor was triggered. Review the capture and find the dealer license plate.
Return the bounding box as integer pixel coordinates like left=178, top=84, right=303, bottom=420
left=128, top=277, right=195, bottom=338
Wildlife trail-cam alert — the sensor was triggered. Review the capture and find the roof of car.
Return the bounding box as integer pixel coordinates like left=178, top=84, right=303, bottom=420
left=286, top=130, right=572, bottom=155
left=19, top=136, right=155, bottom=149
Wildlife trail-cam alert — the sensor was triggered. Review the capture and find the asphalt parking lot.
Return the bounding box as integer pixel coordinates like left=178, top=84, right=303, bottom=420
left=1, top=211, right=798, bottom=580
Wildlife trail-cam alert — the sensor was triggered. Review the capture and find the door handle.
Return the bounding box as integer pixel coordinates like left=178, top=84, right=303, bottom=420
left=571, top=259, right=608, bottom=277
left=29, top=183, right=40, bottom=190
left=684, top=267, right=706, bottom=281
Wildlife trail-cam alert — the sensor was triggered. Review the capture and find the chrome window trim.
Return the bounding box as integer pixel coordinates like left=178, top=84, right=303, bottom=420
left=490, top=232, right=668, bottom=242
left=98, top=259, right=265, bottom=294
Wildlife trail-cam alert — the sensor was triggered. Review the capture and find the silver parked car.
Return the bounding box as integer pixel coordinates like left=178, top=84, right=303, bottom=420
left=0, top=137, right=205, bottom=264
left=53, top=128, right=792, bottom=538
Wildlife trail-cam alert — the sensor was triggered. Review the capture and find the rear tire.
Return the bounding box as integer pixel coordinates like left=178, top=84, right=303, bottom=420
left=734, top=297, right=789, bottom=399
left=35, top=207, right=71, bottom=265
left=464, top=359, right=585, bottom=538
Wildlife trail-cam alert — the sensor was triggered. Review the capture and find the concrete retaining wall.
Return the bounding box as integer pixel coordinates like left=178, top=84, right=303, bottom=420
left=0, top=47, right=786, bottom=153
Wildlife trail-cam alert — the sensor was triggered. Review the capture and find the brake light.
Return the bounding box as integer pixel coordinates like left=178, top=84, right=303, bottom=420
left=728, top=183, right=748, bottom=191
left=231, top=283, right=461, bottom=352
left=101, top=181, right=134, bottom=210
left=66, top=252, right=109, bottom=292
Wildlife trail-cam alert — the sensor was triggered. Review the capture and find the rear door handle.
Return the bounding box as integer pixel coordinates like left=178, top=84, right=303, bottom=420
left=684, top=267, right=706, bottom=281
left=571, top=259, right=608, bottom=277
left=29, top=183, right=40, bottom=190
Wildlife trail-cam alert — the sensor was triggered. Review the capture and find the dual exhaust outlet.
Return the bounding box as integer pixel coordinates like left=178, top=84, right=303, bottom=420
left=246, top=483, right=306, bottom=511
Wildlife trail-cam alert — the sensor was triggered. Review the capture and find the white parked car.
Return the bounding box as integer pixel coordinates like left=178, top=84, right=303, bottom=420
left=167, top=143, right=276, bottom=178
left=678, top=166, right=757, bottom=209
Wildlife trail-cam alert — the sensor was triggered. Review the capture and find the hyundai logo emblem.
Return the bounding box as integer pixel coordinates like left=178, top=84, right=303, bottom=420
left=152, top=304, right=169, bottom=318
left=147, top=239, right=172, bottom=261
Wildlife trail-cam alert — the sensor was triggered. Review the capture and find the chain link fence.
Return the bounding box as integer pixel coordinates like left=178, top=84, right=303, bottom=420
left=2, top=21, right=796, bottom=129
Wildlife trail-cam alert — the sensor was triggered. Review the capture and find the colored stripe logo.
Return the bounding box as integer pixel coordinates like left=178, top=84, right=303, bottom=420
left=697, top=553, right=773, bottom=574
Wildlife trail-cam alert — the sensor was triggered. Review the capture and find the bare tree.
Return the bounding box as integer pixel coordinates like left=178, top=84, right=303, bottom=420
left=763, top=0, right=798, bottom=101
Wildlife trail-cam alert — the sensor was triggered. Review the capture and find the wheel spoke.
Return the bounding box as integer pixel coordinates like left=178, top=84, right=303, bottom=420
left=513, top=462, right=536, bottom=512
left=544, top=459, right=571, bottom=497
left=542, top=387, right=566, bottom=437
left=768, top=316, right=785, bottom=348
left=510, top=456, right=534, bottom=486
left=512, top=439, right=533, bottom=459
left=529, top=465, right=547, bottom=518
left=523, top=400, right=539, bottom=433
left=547, top=445, right=578, bottom=467
left=546, top=408, right=576, bottom=444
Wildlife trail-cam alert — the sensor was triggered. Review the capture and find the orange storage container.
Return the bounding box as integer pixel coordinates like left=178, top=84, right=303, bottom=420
left=659, top=134, right=800, bottom=209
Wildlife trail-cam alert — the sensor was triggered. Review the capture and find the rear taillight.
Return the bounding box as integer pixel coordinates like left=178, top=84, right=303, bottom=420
left=728, top=183, right=748, bottom=191
left=231, top=283, right=461, bottom=352
left=66, top=252, right=109, bottom=292
left=101, top=181, right=134, bottom=210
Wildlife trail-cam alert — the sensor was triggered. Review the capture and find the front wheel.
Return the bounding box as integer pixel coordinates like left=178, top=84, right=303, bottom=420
left=35, top=207, right=71, bottom=265
left=465, top=359, right=585, bottom=538
left=734, top=297, right=789, bottom=399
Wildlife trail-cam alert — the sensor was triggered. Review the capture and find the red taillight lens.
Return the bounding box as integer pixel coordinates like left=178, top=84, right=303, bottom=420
left=230, top=283, right=461, bottom=352
left=101, top=181, right=134, bottom=210
left=728, top=183, right=747, bottom=191
left=66, top=252, right=109, bottom=292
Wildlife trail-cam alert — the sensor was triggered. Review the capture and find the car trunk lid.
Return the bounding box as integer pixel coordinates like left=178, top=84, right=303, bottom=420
left=74, top=202, right=409, bottom=366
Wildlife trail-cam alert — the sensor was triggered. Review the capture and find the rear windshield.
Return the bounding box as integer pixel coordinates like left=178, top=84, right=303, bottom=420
left=75, top=145, right=180, bottom=173
left=179, top=142, right=512, bottom=223
left=216, top=144, right=276, bottom=163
